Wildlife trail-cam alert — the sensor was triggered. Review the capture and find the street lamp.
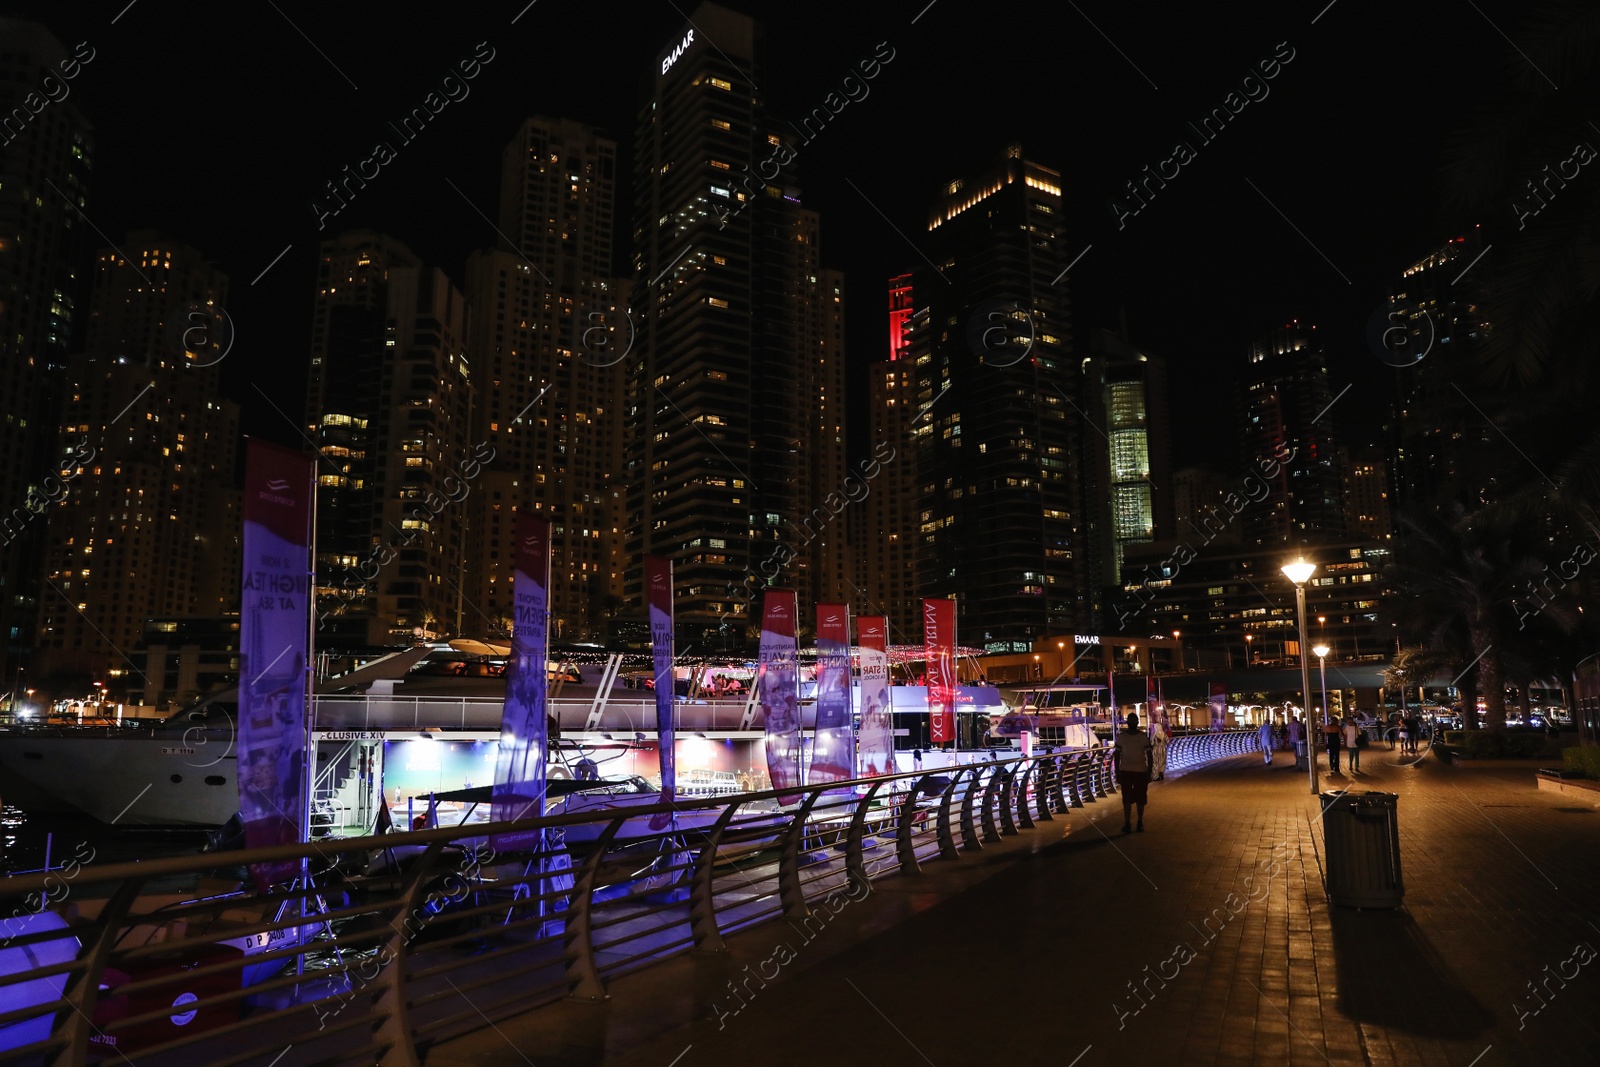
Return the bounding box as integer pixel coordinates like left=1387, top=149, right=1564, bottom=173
left=1313, top=644, right=1330, bottom=732
left=1281, top=557, right=1318, bottom=795
left=1244, top=633, right=1253, bottom=668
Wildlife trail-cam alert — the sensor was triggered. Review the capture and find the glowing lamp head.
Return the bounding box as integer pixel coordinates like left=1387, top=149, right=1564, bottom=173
left=1281, top=558, right=1316, bottom=585
left=1313, top=644, right=1330, bottom=659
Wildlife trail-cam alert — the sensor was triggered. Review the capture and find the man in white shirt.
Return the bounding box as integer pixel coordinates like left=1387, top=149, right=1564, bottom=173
left=1114, top=712, right=1154, bottom=834
left=1342, top=716, right=1363, bottom=773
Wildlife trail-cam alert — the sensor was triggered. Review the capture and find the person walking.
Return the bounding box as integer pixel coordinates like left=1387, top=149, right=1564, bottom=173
left=1323, top=717, right=1342, bottom=775
left=1286, top=714, right=1305, bottom=769
left=1258, top=717, right=1276, bottom=765
left=1115, top=711, right=1153, bottom=834
left=1342, top=715, right=1362, bottom=773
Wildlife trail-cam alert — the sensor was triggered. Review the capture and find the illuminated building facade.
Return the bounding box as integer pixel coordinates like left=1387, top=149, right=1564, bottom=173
left=906, top=144, right=1087, bottom=650
left=35, top=234, right=240, bottom=693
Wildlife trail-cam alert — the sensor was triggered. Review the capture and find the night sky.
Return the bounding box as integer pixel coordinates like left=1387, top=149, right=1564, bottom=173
left=12, top=0, right=1527, bottom=471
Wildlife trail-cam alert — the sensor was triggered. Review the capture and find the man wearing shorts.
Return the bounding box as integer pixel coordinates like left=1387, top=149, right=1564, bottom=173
left=1115, top=711, right=1154, bottom=834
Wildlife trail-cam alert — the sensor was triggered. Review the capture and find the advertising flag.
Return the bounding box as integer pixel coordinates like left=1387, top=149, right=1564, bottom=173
left=856, top=616, right=895, bottom=776
left=491, top=513, right=553, bottom=850
left=238, top=441, right=315, bottom=891
left=645, top=555, right=676, bottom=828
left=1108, top=665, right=1118, bottom=739
left=923, top=598, right=957, bottom=745
left=759, top=590, right=802, bottom=801
left=1209, top=682, right=1228, bottom=732
left=811, top=603, right=854, bottom=787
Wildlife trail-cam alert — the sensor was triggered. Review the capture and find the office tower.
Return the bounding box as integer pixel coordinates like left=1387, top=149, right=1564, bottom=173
left=1082, top=328, right=1173, bottom=596
left=33, top=234, right=240, bottom=694
left=0, top=20, right=94, bottom=695
left=306, top=231, right=471, bottom=648
left=1386, top=231, right=1493, bottom=513
left=858, top=275, right=920, bottom=634
left=1341, top=444, right=1393, bottom=542
left=1239, top=322, right=1345, bottom=546
left=1171, top=466, right=1231, bottom=541
left=906, top=144, right=1085, bottom=650
left=625, top=2, right=844, bottom=646
left=463, top=117, right=625, bottom=642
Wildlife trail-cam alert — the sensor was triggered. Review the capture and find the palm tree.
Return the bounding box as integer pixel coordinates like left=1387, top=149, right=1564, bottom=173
left=1387, top=504, right=1552, bottom=730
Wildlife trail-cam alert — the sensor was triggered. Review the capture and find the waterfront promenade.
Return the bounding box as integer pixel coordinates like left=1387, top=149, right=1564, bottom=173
left=433, top=748, right=1600, bottom=1066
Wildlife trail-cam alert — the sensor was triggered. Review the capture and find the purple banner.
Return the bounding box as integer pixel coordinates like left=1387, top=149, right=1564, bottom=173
left=760, top=590, right=802, bottom=802
left=239, top=441, right=315, bottom=891
left=856, top=616, right=894, bottom=776
left=491, top=513, right=552, bottom=849
left=811, top=603, right=853, bottom=787
left=646, top=555, right=675, bottom=828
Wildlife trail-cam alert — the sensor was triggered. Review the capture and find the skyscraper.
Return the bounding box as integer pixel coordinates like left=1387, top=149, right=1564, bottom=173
left=0, top=20, right=94, bottom=694
left=906, top=144, right=1085, bottom=650
left=462, top=117, right=625, bottom=642
left=1341, top=443, right=1393, bottom=542
left=1082, top=328, right=1173, bottom=598
left=859, top=275, right=920, bottom=633
left=305, top=231, right=472, bottom=648
left=1239, top=322, right=1345, bottom=547
left=33, top=233, right=239, bottom=693
left=625, top=2, right=844, bottom=646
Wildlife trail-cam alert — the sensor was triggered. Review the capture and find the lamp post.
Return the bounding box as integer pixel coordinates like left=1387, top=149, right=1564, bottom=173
left=1282, top=558, right=1318, bottom=795
left=1313, top=644, right=1330, bottom=731
left=1244, top=633, right=1253, bottom=668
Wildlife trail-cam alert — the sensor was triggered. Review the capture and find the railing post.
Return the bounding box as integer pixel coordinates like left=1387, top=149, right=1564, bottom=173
left=48, top=876, right=144, bottom=1067
left=997, top=767, right=1019, bottom=835
left=1014, top=761, right=1035, bottom=829
left=896, top=774, right=938, bottom=876
left=1069, top=753, right=1087, bottom=807
left=691, top=803, right=742, bottom=952
left=1106, top=749, right=1119, bottom=794
left=371, top=840, right=445, bottom=1067
left=1049, top=755, right=1069, bottom=814
left=1092, top=750, right=1109, bottom=798
left=959, top=767, right=984, bottom=851
left=1031, top=757, right=1051, bottom=821
left=780, top=792, right=825, bottom=916
left=845, top=782, right=888, bottom=889
left=934, top=773, right=961, bottom=860
left=981, top=768, right=1004, bottom=843
left=566, top=816, right=626, bottom=1001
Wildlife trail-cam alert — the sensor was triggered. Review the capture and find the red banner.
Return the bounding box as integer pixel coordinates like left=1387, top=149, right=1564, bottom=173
left=491, top=513, right=552, bottom=850
left=812, top=603, right=853, bottom=787
left=645, top=556, right=676, bottom=827
left=238, top=441, right=315, bottom=891
left=923, top=598, right=956, bottom=744
left=856, top=616, right=894, bottom=776
left=759, top=590, right=802, bottom=800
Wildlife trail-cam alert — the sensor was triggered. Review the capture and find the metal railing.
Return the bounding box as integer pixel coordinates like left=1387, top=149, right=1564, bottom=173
left=1166, top=729, right=1260, bottom=773
left=0, top=736, right=1255, bottom=1067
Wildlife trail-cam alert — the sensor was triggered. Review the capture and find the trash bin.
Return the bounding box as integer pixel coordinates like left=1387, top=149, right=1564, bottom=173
left=1320, top=790, right=1403, bottom=908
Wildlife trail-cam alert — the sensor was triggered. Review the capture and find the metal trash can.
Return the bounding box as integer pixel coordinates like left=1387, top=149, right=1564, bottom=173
left=1320, top=790, right=1403, bottom=908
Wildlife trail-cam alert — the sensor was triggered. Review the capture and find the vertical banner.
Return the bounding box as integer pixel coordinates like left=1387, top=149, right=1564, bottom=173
left=1209, top=682, right=1228, bottom=732
left=645, top=555, right=676, bottom=828
left=856, top=616, right=895, bottom=775
left=238, top=441, right=315, bottom=891
left=923, top=599, right=957, bottom=745
left=491, top=513, right=552, bottom=849
left=1146, top=675, right=1159, bottom=728
left=1108, top=665, right=1118, bottom=739
left=811, top=603, right=854, bottom=787
left=759, top=590, right=802, bottom=801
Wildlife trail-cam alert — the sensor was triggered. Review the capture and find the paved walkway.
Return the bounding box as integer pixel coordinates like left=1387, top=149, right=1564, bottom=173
left=430, top=746, right=1600, bottom=1066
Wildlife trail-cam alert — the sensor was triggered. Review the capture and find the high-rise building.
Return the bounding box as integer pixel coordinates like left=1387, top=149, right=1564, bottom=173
left=1341, top=444, right=1393, bottom=542
left=33, top=233, right=239, bottom=694
left=1171, top=466, right=1232, bottom=542
left=462, top=117, right=625, bottom=642
left=0, top=20, right=94, bottom=694
left=858, top=276, right=920, bottom=633
left=1385, top=231, right=1494, bottom=514
left=625, top=2, right=844, bottom=647
left=906, top=144, right=1085, bottom=651
left=1239, top=322, right=1345, bottom=547
left=305, top=231, right=472, bottom=648
left=1082, top=328, right=1173, bottom=597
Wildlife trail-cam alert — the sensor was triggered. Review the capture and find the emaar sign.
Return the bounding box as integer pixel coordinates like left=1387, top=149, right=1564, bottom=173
left=662, top=29, right=694, bottom=75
